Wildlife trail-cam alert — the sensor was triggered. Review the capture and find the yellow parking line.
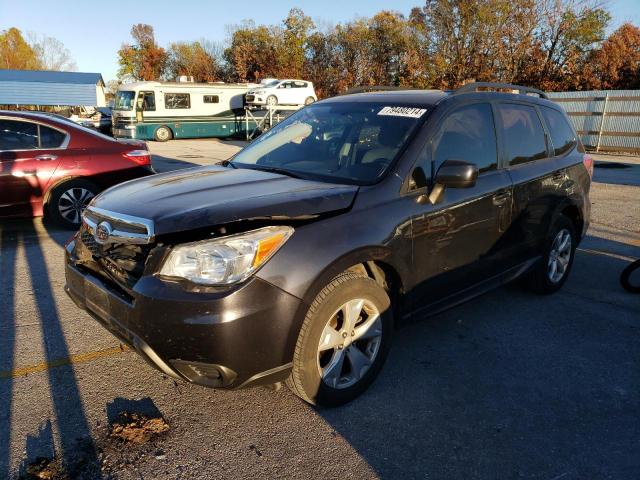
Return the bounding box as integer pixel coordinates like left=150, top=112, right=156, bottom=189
left=0, top=345, right=129, bottom=379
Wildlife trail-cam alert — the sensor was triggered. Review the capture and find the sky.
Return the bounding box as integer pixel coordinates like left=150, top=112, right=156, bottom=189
left=2, top=0, right=640, bottom=83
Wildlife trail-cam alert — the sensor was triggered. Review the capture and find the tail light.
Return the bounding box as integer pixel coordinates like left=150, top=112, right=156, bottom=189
left=123, top=149, right=151, bottom=166
left=583, top=153, right=594, bottom=179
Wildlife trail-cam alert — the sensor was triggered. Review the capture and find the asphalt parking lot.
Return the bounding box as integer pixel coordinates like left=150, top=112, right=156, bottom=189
left=1, top=140, right=639, bottom=479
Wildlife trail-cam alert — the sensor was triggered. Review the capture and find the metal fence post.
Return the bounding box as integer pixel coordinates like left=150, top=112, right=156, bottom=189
left=596, top=92, right=609, bottom=153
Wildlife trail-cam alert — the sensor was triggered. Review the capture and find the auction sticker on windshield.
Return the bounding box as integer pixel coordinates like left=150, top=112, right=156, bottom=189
left=378, top=106, right=427, bottom=118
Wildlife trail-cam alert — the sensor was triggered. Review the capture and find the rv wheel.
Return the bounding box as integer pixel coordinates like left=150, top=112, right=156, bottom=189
left=154, top=126, right=173, bottom=142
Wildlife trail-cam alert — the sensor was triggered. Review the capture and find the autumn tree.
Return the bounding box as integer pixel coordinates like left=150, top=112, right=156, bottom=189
left=0, top=28, right=41, bottom=70
left=223, top=21, right=280, bottom=82
left=279, top=8, right=315, bottom=78
left=166, top=41, right=219, bottom=82
left=588, top=23, right=640, bottom=89
left=118, top=24, right=167, bottom=81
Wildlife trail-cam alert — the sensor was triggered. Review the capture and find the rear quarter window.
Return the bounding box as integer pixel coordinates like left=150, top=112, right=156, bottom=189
left=540, top=106, right=576, bottom=156
left=40, top=125, right=66, bottom=148
left=497, top=103, right=548, bottom=166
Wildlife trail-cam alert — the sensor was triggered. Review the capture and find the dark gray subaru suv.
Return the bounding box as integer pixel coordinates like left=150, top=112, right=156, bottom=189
left=65, top=82, right=592, bottom=406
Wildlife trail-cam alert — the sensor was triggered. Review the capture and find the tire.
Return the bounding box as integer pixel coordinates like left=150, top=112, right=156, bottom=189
left=287, top=272, right=393, bottom=407
left=304, top=96, right=315, bottom=105
left=527, top=215, right=577, bottom=294
left=266, top=95, right=278, bottom=107
left=48, top=179, right=99, bottom=229
left=620, top=259, right=640, bottom=293
left=154, top=126, right=173, bottom=142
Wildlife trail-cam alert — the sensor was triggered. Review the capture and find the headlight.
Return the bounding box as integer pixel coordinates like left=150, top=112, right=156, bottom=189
left=159, top=226, right=293, bottom=285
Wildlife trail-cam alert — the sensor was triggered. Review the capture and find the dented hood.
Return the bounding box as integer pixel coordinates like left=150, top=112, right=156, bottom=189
left=92, top=166, right=358, bottom=235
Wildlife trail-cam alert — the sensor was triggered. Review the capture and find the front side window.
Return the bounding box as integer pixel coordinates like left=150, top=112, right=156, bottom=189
left=39, top=125, right=66, bottom=148
left=433, top=103, right=498, bottom=173
left=498, top=103, right=548, bottom=166
left=540, top=106, right=576, bottom=156
left=165, top=93, right=190, bottom=109
left=138, top=91, right=156, bottom=111
left=114, top=91, right=136, bottom=110
left=203, top=95, right=219, bottom=104
left=0, top=120, right=38, bottom=150
left=231, top=102, right=427, bottom=185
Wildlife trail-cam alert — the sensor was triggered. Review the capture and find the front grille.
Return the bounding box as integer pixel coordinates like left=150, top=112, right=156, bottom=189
left=79, top=226, right=151, bottom=288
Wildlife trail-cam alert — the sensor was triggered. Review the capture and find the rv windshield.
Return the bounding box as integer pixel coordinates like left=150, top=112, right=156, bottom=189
left=231, top=102, right=428, bottom=185
left=114, top=91, right=136, bottom=110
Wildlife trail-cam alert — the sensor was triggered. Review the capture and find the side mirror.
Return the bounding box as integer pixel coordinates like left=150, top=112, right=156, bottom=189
left=435, top=159, right=478, bottom=189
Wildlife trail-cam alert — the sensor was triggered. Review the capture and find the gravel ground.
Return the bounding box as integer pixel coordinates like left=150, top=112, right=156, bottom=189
left=0, top=140, right=638, bottom=480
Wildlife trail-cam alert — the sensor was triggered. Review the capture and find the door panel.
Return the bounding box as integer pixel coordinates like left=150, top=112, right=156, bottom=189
left=407, top=101, right=513, bottom=309
left=409, top=170, right=513, bottom=304
left=0, top=120, right=65, bottom=218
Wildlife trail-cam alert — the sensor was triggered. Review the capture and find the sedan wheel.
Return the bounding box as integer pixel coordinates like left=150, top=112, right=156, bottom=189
left=58, top=187, right=94, bottom=226
left=48, top=179, right=99, bottom=229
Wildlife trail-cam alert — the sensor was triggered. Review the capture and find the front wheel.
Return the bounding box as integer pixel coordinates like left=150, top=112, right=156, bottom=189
left=48, top=179, right=99, bottom=229
left=527, top=215, right=577, bottom=294
left=287, top=272, right=393, bottom=407
left=266, top=95, right=278, bottom=107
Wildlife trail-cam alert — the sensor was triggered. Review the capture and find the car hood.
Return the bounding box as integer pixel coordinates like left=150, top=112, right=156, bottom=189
left=91, top=166, right=358, bottom=235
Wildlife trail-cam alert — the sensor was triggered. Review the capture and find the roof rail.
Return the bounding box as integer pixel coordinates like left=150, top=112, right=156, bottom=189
left=455, top=82, right=548, bottom=99
left=341, top=86, right=419, bottom=95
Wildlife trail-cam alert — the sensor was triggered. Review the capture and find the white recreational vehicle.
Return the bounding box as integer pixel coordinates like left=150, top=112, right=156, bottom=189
left=111, top=81, right=259, bottom=141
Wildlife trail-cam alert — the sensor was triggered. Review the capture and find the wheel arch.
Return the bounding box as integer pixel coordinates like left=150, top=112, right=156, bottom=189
left=43, top=175, right=100, bottom=211
left=298, top=246, right=406, bottom=324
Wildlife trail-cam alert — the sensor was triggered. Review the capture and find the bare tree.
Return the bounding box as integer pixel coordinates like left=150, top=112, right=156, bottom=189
left=28, top=33, right=77, bottom=71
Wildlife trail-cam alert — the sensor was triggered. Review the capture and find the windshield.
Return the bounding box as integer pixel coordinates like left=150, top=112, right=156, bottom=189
left=114, top=91, right=136, bottom=110
left=262, top=80, right=279, bottom=88
left=231, top=102, right=428, bottom=185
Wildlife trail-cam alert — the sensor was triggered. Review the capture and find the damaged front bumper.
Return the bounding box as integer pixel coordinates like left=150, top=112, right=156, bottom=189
left=64, top=240, right=302, bottom=389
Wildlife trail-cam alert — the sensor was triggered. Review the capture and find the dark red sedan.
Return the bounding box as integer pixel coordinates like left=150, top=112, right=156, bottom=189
left=0, top=111, right=154, bottom=228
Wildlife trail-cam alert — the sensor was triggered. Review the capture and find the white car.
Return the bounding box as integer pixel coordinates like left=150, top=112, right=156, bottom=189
left=246, top=79, right=317, bottom=107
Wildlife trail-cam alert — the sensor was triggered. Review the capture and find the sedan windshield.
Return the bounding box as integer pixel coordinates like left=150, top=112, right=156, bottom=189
left=114, top=91, right=136, bottom=110
left=232, top=102, right=427, bottom=184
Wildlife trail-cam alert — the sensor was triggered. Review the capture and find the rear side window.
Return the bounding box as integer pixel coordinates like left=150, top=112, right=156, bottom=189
left=165, top=93, right=190, bottom=109
left=498, top=104, right=547, bottom=166
left=203, top=95, right=219, bottom=103
left=540, top=106, right=576, bottom=156
left=433, top=103, right=498, bottom=173
left=0, top=120, right=38, bottom=150
left=39, top=125, right=66, bottom=148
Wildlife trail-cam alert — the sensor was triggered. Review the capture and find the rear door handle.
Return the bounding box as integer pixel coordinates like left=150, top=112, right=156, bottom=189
left=35, top=154, right=58, bottom=161
left=492, top=190, right=512, bottom=206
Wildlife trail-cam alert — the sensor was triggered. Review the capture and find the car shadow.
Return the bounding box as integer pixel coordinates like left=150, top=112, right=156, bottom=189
left=0, top=220, right=102, bottom=478
left=317, top=235, right=639, bottom=479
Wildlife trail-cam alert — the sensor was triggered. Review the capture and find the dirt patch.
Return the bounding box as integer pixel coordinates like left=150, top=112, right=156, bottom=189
left=109, top=412, right=170, bottom=444
left=20, top=457, right=66, bottom=480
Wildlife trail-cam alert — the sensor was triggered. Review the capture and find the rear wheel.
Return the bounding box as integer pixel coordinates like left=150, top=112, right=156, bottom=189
left=527, top=215, right=576, bottom=294
left=48, top=179, right=99, bottom=229
left=304, top=96, right=315, bottom=105
left=287, top=272, right=393, bottom=407
left=154, top=126, right=173, bottom=142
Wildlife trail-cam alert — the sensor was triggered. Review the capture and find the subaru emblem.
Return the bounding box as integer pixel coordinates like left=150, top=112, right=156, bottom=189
left=95, top=221, right=112, bottom=244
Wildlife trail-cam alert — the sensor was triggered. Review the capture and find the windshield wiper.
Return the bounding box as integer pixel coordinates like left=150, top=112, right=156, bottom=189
left=245, top=165, right=304, bottom=179
left=220, top=160, right=237, bottom=169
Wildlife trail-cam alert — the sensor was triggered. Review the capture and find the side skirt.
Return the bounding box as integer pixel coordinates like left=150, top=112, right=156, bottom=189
left=401, top=257, right=540, bottom=322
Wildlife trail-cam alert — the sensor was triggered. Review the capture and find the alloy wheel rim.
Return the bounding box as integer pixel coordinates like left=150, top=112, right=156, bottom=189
left=317, top=298, right=382, bottom=389
left=157, top=128, right=169, bottom=140
left=548, top=228, right=572, bottom=283
left=58, top=188, right=94, bottom=225
left=267, top=97, right=277, bottom=106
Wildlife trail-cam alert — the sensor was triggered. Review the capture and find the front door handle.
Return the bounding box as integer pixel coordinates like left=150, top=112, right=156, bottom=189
left=492, top=190, right=512, bottom=206
left=35, top=154, right=58, bottom=161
